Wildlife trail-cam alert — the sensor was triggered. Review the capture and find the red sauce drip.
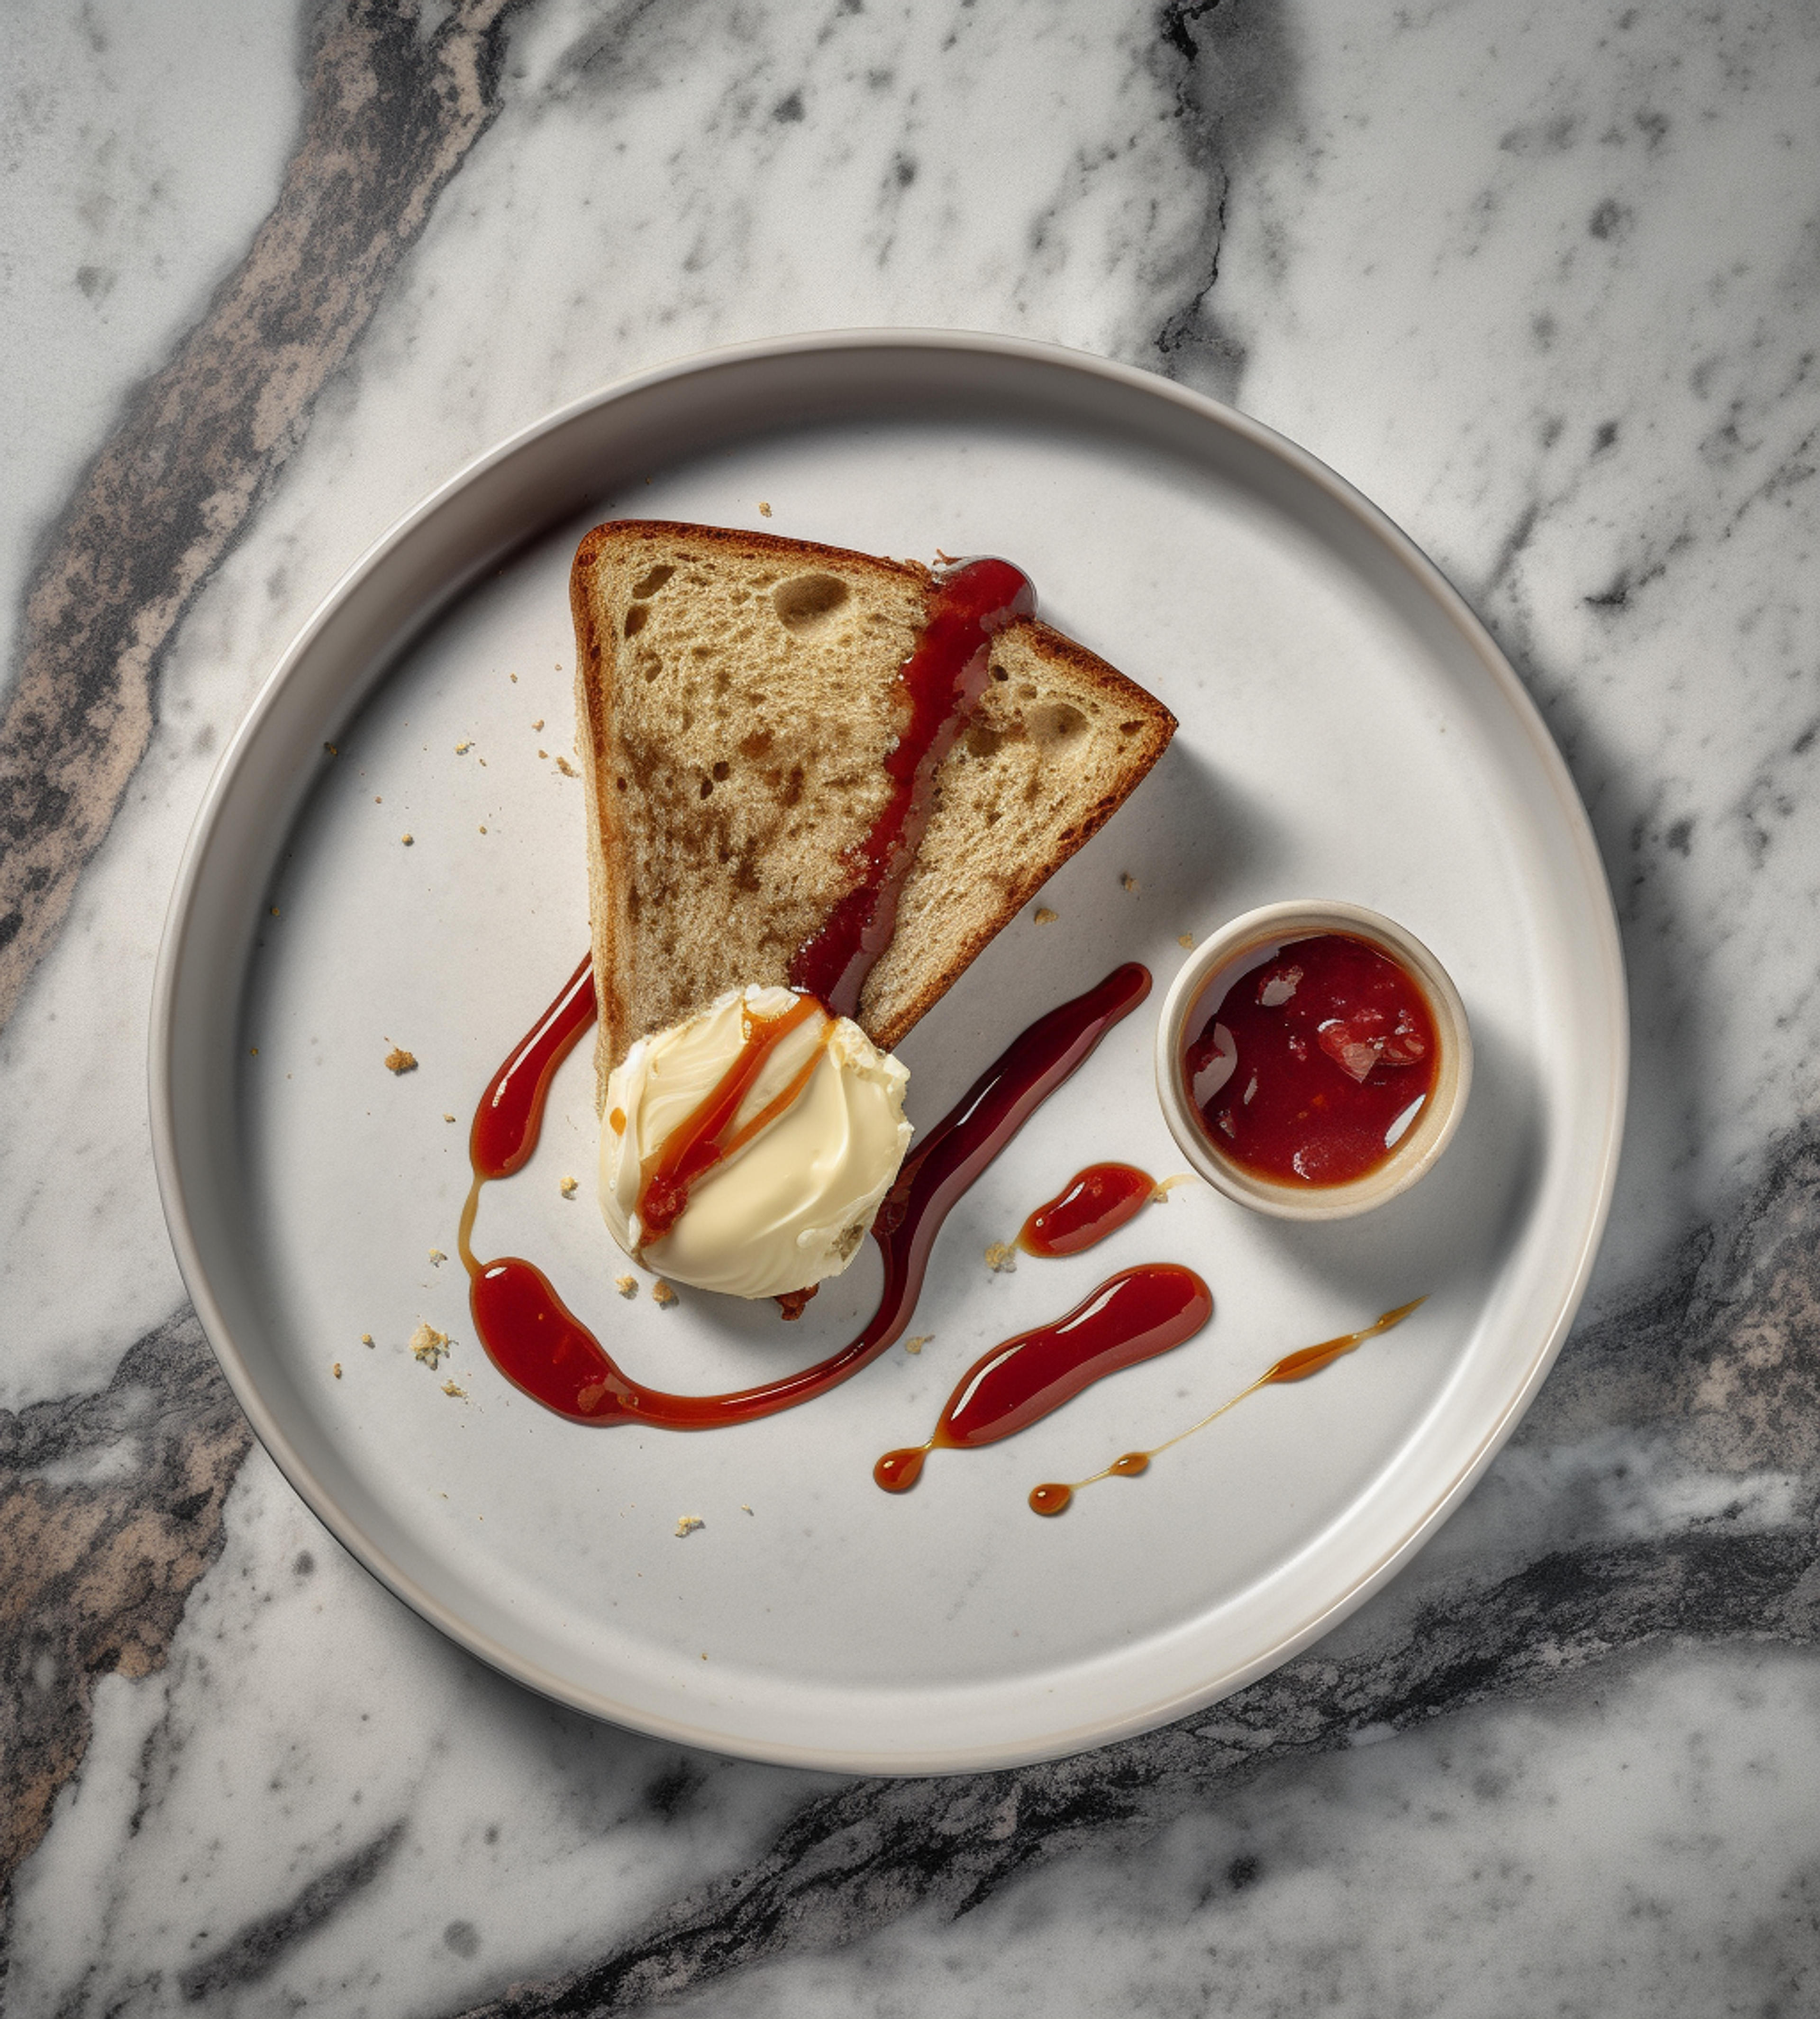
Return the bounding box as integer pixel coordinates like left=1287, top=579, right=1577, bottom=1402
left=787, top=556, right=1036, bottom=1019
left=1184, top=932, right=1438, bottom=1186
left=461, top=959, right=1151, bottom=1429
left=469, top=953, right=597, bottom=1181
left=635, top=992, right=822, bottom=1245
left=874, top=1264, right=1211, bottom=1492
left=1018, top=1163, right=1156, bottom=1257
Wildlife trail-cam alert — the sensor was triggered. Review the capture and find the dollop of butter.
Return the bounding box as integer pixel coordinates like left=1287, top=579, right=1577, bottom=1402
left=600, top=986, right=911, bottom=1300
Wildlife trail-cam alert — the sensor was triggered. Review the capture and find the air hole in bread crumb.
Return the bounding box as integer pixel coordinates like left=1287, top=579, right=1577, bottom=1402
left=631, top=564, right=675, bottom=599
left=965, top=722, right=1004, bottom=760
left=712, top=760, right=730, bottom=781
left=990, top=664, right=1009, bottom=681
left=699, top=778, right=713, bottom=798
left=772, top=573, right=851, bottom=633
left=623, top=606, right=647, bottom=638
left=1029, top=702, right=1088, bottom=744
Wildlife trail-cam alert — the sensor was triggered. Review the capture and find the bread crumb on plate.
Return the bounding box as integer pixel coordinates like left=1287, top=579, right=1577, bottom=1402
left=384, top=1046, right=418, bottom=1073
left=616, top=1274, right=638, bottom=1299
left=903, top=1335, right=932, bottom=1355
left=675, top=1515, right=704, bottom=1537
left=652, top=1280, right=678, bottom=1306
left=410, top=1322, right=450, bottom=1368
left=441, top=1379, right=467, bottom=1401
left=559, top=1176, right=578, bottom=1198
left=1178, top=932, right=1195, bottom=949
left=332, top=1361, right=342, bottom=1380
left=1034, top=906, right=1058, bottom=925
left=984, top=1242, right=1018, bottom=1273
left=1121, top=872, right=1138, bottom=891
left=428, top=1248, right=446, bottom=1265
left=555, top=755, right=579, bottom=778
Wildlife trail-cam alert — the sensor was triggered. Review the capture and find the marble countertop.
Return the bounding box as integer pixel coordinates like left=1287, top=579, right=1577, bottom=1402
left=5, top=1, right=1819, bottom=2011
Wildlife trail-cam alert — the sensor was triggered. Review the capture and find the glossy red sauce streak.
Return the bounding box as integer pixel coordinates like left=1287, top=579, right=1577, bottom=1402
left=1018, top=1163, right=1156, bottom=1258
left=1184, top=932, right=1438, bottom=1187
left=788, top=556, right=1036, bottom=1019
left=635, top=992, right=822, bottom=1244
left=469, top=953, right=597, bottom=1182
left=461, top=959, right=1152, bottom=1429
left=874, top=1264, right=1211, bottom=1492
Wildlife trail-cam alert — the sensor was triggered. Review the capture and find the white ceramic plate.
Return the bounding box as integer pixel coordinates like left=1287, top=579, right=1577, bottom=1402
left=151, top=333, right=1626, bottom=1774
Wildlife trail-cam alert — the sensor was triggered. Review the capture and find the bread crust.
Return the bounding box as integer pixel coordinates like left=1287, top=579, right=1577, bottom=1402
left=571, top=520, right=1175, bottom=1099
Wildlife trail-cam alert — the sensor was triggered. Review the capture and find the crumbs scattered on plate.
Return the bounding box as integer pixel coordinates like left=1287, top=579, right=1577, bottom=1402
left=560, top=1176, right=578, bottom=1198
left=384, top=1046, right=418, bottom=1074
left=616, top=1274, right=638, bottom=1299
left=332, top=1361, right=343, bottom=1380
left=652, top=1281, right=678, bottom=1307
left=410, top=1322, right=450, bottom=1369
left=985, top=1242, right=1018, bottom=1273
left=428, top=1248, right=447, bottom=1265
left=903, top=1335, right=932, bottom=1355
left=441, top=1379, right=468, bottom=1401
left=675, top=1515, right=704, bottom=1537
left=1178, top=932, right=1195, bottom=949
left=1121, top=873, right=1138, bottom=891
left=1034, top=906, right=1058, bottom=925
left=555, top=755, right=578, bottom=778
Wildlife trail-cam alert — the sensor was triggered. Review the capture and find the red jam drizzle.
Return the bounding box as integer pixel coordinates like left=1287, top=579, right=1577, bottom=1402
left=635, top=991, right=824, bottom=1246
left=874, top=1264, right=1212, bottom=1493
left=1184, top=932, right=1438, bottom=1187
left=458, top=959, right=1152, bottom=1428
left=1018, top=1163, right=1157, bottom=1257
left=1028, top=1296, right=1427, bottom=1515
left=787, top=556, right=1036, bottom=1019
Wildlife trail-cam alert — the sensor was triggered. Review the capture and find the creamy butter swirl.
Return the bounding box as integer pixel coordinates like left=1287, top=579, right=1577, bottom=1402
left=600, top=986, right=911, bottom=1300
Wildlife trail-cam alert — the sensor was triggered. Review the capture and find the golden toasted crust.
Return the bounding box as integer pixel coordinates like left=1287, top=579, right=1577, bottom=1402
left=571, top=520, right=1175, bottom=1102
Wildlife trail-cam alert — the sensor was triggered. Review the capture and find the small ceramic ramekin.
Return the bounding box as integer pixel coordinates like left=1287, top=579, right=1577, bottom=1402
left=1155, top=900, right=1472, bottom=1221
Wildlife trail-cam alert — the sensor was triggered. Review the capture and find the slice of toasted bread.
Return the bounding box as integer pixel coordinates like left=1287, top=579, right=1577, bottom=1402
left=571, top=520, right=1174, bottom=1103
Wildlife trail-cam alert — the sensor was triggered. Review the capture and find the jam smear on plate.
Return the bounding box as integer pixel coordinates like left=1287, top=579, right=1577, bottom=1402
left=1183, top=931, right=1438, bottom=1186
left=1018, top=1162, right=1157, bottom=1257
left=873, top=1264, right=1211, bottom=1493
left=457, top=959, right=1152, bottom=1429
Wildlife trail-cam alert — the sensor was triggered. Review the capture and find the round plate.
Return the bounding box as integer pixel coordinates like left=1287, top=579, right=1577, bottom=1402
left=151, top=332, right=1626, bottom=1773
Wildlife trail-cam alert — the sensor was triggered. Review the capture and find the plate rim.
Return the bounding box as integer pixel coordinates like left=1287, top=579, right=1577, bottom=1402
left=149, top=327, right=1629, bottom=1773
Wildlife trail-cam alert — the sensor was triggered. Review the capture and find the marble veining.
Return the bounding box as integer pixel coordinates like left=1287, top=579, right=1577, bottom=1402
left=4, top=0, right=1820, bottom=2013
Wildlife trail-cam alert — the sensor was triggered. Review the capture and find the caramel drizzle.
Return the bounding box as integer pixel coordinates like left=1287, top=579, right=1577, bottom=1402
left=1028, top=1296, right=1428, bottom=1516
left=632, top=992, right=826, bottom=1248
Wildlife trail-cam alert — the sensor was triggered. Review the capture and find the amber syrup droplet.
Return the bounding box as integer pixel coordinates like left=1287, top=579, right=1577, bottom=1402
left=1028, top=1481, right=1073, bottom=1517
left=874, top=1445, right=931, bottom=1492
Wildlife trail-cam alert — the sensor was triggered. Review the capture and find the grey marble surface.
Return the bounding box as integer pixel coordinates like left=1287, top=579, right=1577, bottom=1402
left=3, top=0, right=1819, bottom=2012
